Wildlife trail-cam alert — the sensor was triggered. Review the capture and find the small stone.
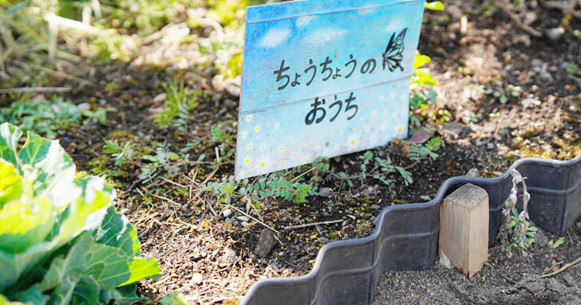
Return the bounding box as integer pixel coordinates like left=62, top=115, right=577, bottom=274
left=442, top=122, right=463, bottom=137
left=222, top=208, right=232, bottom=218
left=192, top=273, right=203, bottom=284
left=531, top=58, right=544, bottom=67
left=486, top=142, right=495, bottom=150
left=534, top=230, right=549, bottom=247
left=237, top=216, right=250, bottom=222
left=319, top=237, right=329, bottom=244
left=224, top=77, right=241, bottom=97
left=420, top=195, right=431, bottom=201
left=219, top=248, right=237, bottom=265
left=546, top=27, right=565, bottom=41
left=318, top=187, right=333, bottom=198
left=255, top=229, right=278, bottom=258
left=522, top=98, right=541, bottom=108
left=409, top=127, right=435, bottom=144
left=439, top=251, right=453, bottom=269
left=540, top=63, right=554, bottom=82
left=466, top=168, right=479, bottom=177
left=70, top=103, right=91, bottom=114
left=370, top=204, right=380, bottom=210
left=475, top=138, right=488, bottom=146
left=498, top=128, right=510, bottom=136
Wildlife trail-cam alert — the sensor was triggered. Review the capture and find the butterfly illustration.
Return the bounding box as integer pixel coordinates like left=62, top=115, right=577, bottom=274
left=382, top=27, right=407, bottom=72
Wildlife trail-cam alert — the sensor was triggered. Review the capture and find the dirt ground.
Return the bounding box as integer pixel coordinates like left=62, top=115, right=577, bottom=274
left=1, top=0, right=580, bottom=304
left=372, top=224, right=581, bottom=305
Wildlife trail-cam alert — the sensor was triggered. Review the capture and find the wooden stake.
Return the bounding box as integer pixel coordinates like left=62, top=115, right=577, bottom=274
left=439, top=183, right=489, bottom=278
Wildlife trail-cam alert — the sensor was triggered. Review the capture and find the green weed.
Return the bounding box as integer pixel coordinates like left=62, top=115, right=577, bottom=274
left=156, top=79, right=198, bottom=129
left=0, top=97, right=109, bottom=138
left=205, top=171, right=318, bottom=206
left=505, top=207, right=538, bottom=253
left=103, top=140, right=136, bottom=166
left=548, top=237, right=565, bottom=249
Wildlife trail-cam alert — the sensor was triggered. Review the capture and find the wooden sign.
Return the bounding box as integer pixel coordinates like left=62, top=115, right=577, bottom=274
left=236, top=0, right=425, bottom=179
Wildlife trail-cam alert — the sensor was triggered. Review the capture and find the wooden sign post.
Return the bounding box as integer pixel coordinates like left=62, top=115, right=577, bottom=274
left=236, top=0, right=426, bottom=179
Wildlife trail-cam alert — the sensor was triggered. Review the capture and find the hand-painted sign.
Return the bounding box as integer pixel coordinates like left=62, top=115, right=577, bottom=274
left=236, top=0, right=425, bottom=179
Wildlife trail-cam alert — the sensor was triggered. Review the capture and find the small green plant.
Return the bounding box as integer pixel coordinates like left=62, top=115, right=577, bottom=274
left=505, top=207, right=538, bottom=253
left=103, top=140, right=136, bottom=166
left=425, top=1, right=444, bottom=11
left=0, top=123, right=160, bottom=304
left=410, top=137, right=442, bottom=161
left=375, top=156, right=413, bottom=186
left=409, top=54, right=439, bottom=129
left=211, top=124, right=236, bottom=165
left=548, top=237, right=565, bottom=249
left=205, top=171, right=318, bottom=207
left=359, top=151, right=375, bottom=180
left=139, top=143, right=179, bottom=185
left=156, top=79, right=198, bottom=129
left=0, top=97, right=108, bottom=138
left=211, top=124, right=233, bottom=143
left=408, top=2, right=444, bottom=130
left=354, top=151, right=414, bottom=187
left=565, top=63, right=579, bottom=75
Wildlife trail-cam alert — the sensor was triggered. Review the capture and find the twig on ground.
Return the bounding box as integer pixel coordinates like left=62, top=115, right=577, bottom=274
left=540, top=256, right=581, bottom=278
left=404, top=160, right=419, bottom=170
left=125, top=179, right=143, bottom=193
left=0, top=87, right=71, bottom=94
left=226, top=204, right=280, bottom=234
left=329, top=172, right=361, bottom=180
left=160, top=176, right=188, bottom=188
left=498, top=0, right=543, bottom=37
left=284, top=219, right=343, bottom=231
left=150, top=193, right=182, bottom=207
left=289, top=167, right=315, bottom=182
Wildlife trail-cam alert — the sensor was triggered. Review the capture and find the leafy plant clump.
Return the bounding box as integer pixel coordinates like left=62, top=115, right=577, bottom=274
left=0, top=97, right=109, bottom=138
left=0, top=123, right=160, bottom=304
left=205, top=172, right=318, bottom=205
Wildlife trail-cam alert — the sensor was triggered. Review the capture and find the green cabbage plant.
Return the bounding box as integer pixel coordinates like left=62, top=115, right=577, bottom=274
left=0, top=123, right=160, bottom=305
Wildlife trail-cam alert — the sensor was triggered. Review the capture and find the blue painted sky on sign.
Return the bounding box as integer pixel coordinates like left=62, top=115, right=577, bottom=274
left=236, top=0, right=425, bottom=179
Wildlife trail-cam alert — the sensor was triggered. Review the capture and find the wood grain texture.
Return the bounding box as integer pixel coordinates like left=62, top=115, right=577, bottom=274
left=439, top=183, right=489, bottom=278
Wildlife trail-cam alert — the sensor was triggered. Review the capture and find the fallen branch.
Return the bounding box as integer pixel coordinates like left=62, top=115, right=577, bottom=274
left=284, top=219, right=344, bottom=231
left=541, top=256, right=581, bottom=278
left=0, top=87, right=71, bottom=94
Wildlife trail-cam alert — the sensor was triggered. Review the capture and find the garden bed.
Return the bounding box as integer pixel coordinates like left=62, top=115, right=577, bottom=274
left=0, top=0, right=579, bottom=304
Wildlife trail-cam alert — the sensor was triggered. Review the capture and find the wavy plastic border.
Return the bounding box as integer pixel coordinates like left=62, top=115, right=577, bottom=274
left=241, top=153, right=581, bottom=305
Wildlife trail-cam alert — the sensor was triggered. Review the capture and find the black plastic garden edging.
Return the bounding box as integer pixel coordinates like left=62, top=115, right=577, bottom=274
left=240, top=153, right=581, bottom=305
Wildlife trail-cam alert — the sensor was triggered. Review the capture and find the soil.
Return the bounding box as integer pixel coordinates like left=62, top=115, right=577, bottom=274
left=1, top=0, right=580, bottom=304
left=372, top=225, right=581, bottom=305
